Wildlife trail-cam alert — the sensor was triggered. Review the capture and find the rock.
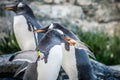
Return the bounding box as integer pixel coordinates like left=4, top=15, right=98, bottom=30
left=110, top=65, right=120, bottom=71
left=30, top=2, right=85, bottom=19
left=76, top=0, right=94, bottom=6
left=95, top=3, right=120, bottom=22
left=65, top=0, right=76, bottom=4
left=0, top=53, right=120, bottom=79
left=53, top=0, right=65, bottom=4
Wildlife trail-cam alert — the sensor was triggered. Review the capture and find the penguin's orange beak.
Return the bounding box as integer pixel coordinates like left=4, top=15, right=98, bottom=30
left=34, top=30, right=46, bottom=33
left=5, top=7, right=13, bottom=11
left=64, top=38, right=76, bottom=46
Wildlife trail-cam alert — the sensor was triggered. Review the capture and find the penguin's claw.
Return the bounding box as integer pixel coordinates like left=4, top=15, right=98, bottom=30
left=33, top=30, right=45, bottom=33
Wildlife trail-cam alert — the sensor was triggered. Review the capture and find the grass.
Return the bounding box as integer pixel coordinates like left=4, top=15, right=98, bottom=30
left=76, top=29, right=120, bottom=65
left=0, top=31, right=20, bottom=54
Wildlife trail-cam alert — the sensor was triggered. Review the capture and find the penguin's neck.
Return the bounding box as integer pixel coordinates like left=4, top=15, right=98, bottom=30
left=13, top=15, right=36, bottom=50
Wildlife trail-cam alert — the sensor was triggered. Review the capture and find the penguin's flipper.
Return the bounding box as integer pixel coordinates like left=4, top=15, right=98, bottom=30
left=76, top=41, right=96, bottom=59
left=24, top=14, right=42, bottom=30
left=75, top=48, right=96, bottom=80
left=14, top=61, right=29, bottom=78
left=86, top=50, right=96, bottom=59
left=9, top=50, right=38, bottom=63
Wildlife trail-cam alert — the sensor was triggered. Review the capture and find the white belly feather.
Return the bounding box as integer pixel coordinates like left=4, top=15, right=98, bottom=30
left=61, top=43, right=78, bottom=80
left=14, top=15, right=36, bottom=50
left=37, top=45, right=62, bottom=80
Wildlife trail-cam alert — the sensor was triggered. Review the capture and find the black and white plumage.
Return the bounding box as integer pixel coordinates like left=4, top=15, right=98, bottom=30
left=5, top=2, right=43, bottom=50
left=5, top=2, right=96, bottom=80
left=9, top=29, right=73, bottom=80
left=34, top=24, right=96, bottom=80
left=61, top=45, right=96, bottom=80
left=34, top=23, right=96, bottom=59
left=9, top=29, right=96, bottom=80
left=11, top=30, right=66, bottom=80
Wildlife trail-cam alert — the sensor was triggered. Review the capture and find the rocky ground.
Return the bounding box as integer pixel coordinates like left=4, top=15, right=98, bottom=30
left=0, top=53, right=120, bottom=80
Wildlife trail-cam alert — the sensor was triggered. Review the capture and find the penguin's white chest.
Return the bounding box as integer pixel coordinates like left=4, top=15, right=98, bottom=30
left=37, top=45, right=63, bottom=80
left=14, top=15, right=36, bottom=50
left=61, top=43, right=78, bottom=80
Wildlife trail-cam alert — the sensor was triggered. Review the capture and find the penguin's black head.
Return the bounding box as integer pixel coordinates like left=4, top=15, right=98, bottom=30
left=5, top=2, right=34, bottom=17
left=44, top=29, right=76, bottom=46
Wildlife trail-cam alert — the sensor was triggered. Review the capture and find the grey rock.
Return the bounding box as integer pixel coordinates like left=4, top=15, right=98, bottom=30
left=76, top=0, right=94, bottom=6
left=53, top=0, right=65, bottom=4
left=95, top=3, right=120, bottom=23
left=110, top=65, right=120, bottom=71
left=30, top=2, right=85, bottom=19
left=0, top=52, right=120, bottom=79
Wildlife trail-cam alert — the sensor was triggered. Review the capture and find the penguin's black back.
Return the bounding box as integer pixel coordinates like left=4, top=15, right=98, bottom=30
left=75, top=48, right=96, bottom=80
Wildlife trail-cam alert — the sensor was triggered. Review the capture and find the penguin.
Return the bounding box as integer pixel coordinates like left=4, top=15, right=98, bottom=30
left=10, top=29, right=96, bottom=80
left=9, top=29, right=76, bottom=80
left=9, top=49, right=62, bottom=80
left=61, top=44, right=96, bottom=80
left=5, top=2, right=43, bottom=50
left=35, top=23, right=95, bottom=80
left=34, top=23, right=96, bottom=59
left=5, top=2, right=75, bottom=80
